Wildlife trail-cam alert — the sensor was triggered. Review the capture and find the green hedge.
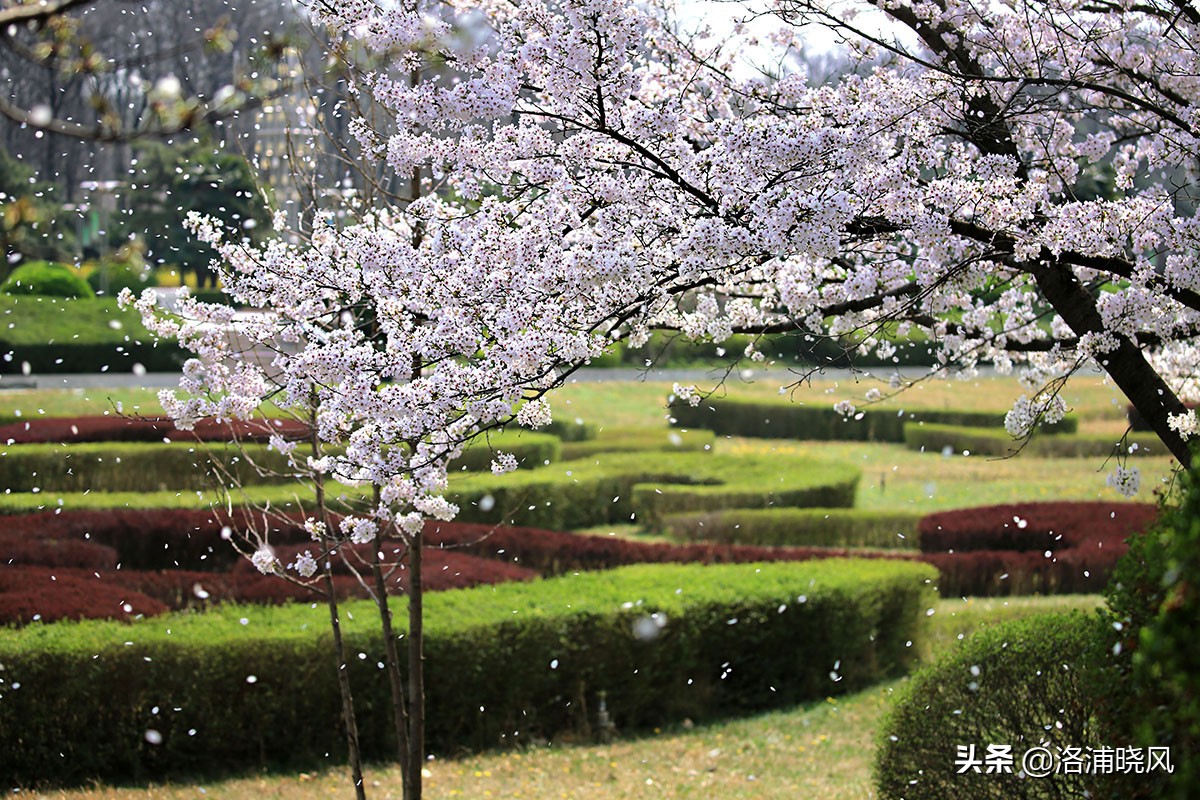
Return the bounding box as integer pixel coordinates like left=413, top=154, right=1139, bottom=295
left=875, top=612, right=1103, bottom=800
left=523, top=417, right=598, bottom=442
left=452, top=431, right=561, bottom=472
left=663, top=507, right=922, bottom=549
left=0, top=261, right=93, bottom=298
left=0, top=442, right=298, bottom=492
left=559, top=426, right=715, bottom=460
left=450, top=451, right=860, bottom=530
left=1, top=435, right=559, bottom=494
left=0, top=559, right=937, bottom=788
left=903, top=423, right=1159, bottom=459
left=670, top=396, right=1077, bottom=442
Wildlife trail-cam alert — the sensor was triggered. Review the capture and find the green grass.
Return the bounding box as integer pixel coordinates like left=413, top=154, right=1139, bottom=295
left=0, top=295, right=161, bottom=347
left=30, top=594, right=1101, bottom=800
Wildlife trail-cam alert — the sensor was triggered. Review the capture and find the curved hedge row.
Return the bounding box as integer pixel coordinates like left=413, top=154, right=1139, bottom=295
left=662, top=507, right=922, bottom=549
left=450, top=451, right=861, bottom=530
left=875, top=612, right=1102, bottom=800
left=0, top=510, right=909, bottom=624
left=919, top=502, right=1157, bottom=596
left=0, top=416, right=311, bottom=445
left=0, top=554, right=538, bottom=626
left=669, top=396, right=1077, bottom=442
left=0, top=433, right=562, bottom=492
left=903, top=422, right=1163, bottom=459
left=0, top=559, right=937, bottom=788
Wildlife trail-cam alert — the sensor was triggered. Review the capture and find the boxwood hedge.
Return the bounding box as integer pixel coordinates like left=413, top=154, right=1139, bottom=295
left=903, top=423, right=1162, bottom=459
left=0, top=559, right=936, bottom=788
left=875, top=612, right=1104, bottom=800
left=670, top=396, right=1077, bottom=442
left=1, top=433, right=561, bottom=493
left=450, top=451, right=860, bottom=530
left=663, top=507, right=922, bottom=549
left=559, top=426, right=715, bottom=459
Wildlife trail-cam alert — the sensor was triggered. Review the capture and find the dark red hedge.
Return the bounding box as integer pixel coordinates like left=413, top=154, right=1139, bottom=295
left=0, top=533, right=118, bottom=569
left=918, top=502, right=1157, bottom=596
left=0, top=566, right=168, bottom=625
left=0, top=415, right=310, bottom=445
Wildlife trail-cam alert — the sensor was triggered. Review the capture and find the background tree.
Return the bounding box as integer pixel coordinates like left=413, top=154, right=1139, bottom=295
left=122, top=138, right=272, bottom=287
left=0, top=148, right=76, bottom=277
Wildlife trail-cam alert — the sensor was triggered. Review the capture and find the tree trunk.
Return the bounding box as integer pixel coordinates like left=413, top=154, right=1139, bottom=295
left=1033, top=260, right=1192, bottom=467
left=370, top=485, right=411, bottom=794
left=407, top=522, right=425, bottom=800
left=311, top=401, right=368, bottom=799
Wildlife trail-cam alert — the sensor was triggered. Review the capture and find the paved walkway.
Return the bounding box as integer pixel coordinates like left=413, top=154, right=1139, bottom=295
left=1, top=364, right=952, bottom=391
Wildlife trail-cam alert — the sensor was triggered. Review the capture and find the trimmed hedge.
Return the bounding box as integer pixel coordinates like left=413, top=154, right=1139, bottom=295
left=0, top=340, right=185, bottom=373
left=662, top=507, right=922, bottom=549
left=0, top=553, right=538, bottom=626
left=1, top=423, right=555, bottom=477
left=559, top=426, right=715, bottom=459
left=0, top=559, right=937, bottom=787
left=0, top=441, right=298, bottom=492
left=426, top=520, right=909, bottom=575
left=0, top=415, right=311, bottom=445
left=449, top=451, right=860, bottom=530
left=670, top=396, right=1077, bottom=442
left=918, top=502, right=1156, bottom=596
left=875, top=612, right=1103, bottom=800
left=0, top=261, right=93, bottom=298
left=452, top=431, right=560, bottom=472
left=0, top=510, right=907, bottom=624
left=531, top=417, right=598, bottom=442
left=903, top=422, right=1162, bottom=458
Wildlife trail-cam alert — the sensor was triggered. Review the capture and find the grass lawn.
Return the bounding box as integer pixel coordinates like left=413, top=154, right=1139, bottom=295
left=0, top=295, right=158, bottom=348
left=28, top=595, right=1100, bottom=800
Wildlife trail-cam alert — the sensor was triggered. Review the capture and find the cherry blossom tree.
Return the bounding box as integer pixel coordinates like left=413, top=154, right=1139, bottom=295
left=127, top=0, right=1200, bottom=796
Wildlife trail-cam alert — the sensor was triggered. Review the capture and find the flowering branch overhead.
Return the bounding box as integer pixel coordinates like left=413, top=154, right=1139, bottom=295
left=130, top=0, right=1200, bottom=526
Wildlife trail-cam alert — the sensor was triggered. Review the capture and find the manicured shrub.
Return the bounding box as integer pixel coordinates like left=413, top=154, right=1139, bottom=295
left=0, top=508, right=313, bottom=571
left=2, top=507, right=905, bottom=577
left=0, top=566, right=167, bottom=625
left=451, top=431, right=560, bottom=472
left=232, top=543, right=539, bottom=593
left=662, top=507, right=922, bottom=549
left=449, top=451, right=860, bottom=530
left=0, top=415, right=310, bottom=445
left=0, top=553, right=536, bottom=627
left=85, top=262, right=154, bottom=296
left=0, top=559, right=936, bottom=787
left=903, top=422, right=1163, bottom=458
left=530, top=417, right=598, bottom=442
left=918, top=502, right=1156, bottom=596
left=0, top=441, right=298, bottom=492
left=0, top=340, right=186, bottom=373
left=875, top=612, right=1105, bottom=800
left=669, top=396, right=1077, bottom=442
left=0, top=261, right=93, bottom=298
left=0, top=534, right=117, bottom=569
left=424, top=520, right=910, bottom=574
